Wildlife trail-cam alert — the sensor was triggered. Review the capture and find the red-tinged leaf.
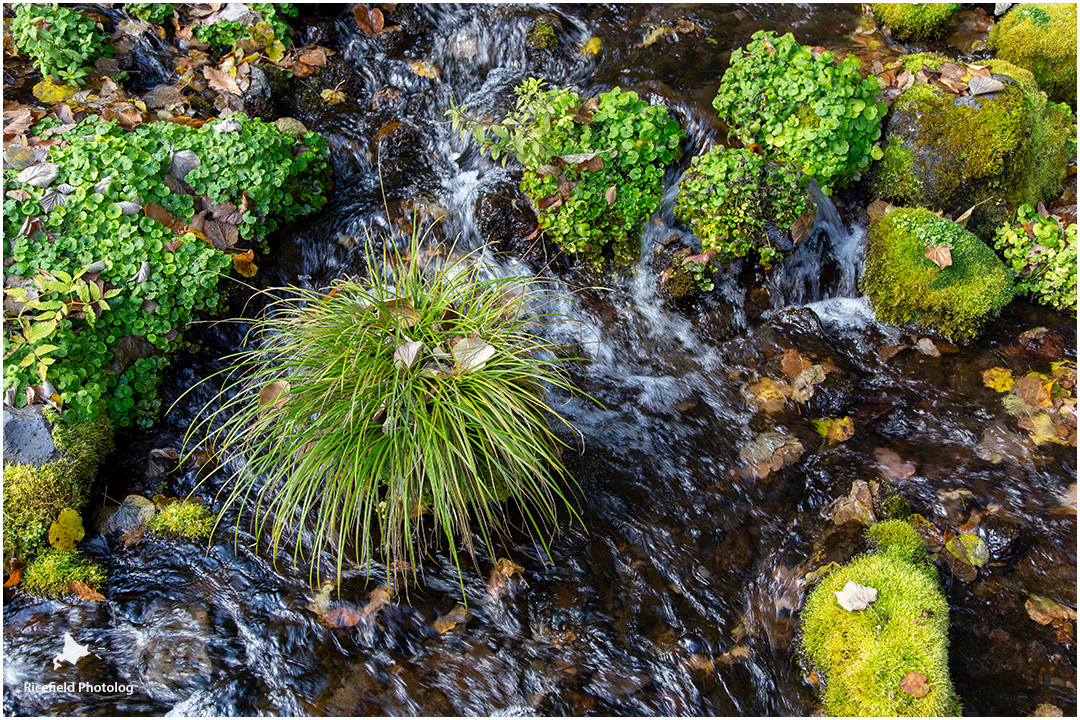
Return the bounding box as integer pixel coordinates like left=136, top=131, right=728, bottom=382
left=323, top=606, right=363, bottom=627
left=69, top=580, right=106, bottom=602
left=164, top=239, right=184, bottom=252
left=790, top=211, right=815, bottom=245
left=900, top=671, right=930, bottom=698
left=924, top=244, right=952, bottom=269
left=681, top=248, right=717, bottom=266
left=780, top=348, right=810, bottom=379
left=538, top=194, right=562, bottom=210
left=353, top=5, right=383, bottom=35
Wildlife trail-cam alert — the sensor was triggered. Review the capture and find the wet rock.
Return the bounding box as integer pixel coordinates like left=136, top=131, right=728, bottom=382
left=1019, top=327, right=1065, bottom=360
left=3, top=405, right=61, bottom=468
left=978, top=515, right=1022, bottom=563
left=873, top=482, right=912, bottom=520
left=475, top=191, right=539, bottom=251
left=124, top=604, right=213, bottom=699
left=824, top=480, right=876, bottom=526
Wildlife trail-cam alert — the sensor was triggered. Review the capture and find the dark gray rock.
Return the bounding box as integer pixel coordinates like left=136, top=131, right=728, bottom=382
left=3, top=405, right=60, bottom=468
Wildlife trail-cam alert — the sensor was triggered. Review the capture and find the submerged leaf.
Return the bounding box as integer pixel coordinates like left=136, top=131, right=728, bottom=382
left=833, top=580, right=877, bottom=612
left=68, top=581, right=106, bottom=602
left=433, top=604, right=470, bottom=633
left=982, top=367, right=1014, bottom=392
left=1025, top=595, right=1077, bottom=625
left=581, top=36, right=602, bottom=56
left=103, top=495, right=156, bottom=534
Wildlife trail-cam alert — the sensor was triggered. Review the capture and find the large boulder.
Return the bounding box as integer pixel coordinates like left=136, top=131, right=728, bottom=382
left=860, top=207, right=1015, bottom=342
left=869, top=57, right=1073, bottom=240
left=989, top=3, right=1077, bottom=108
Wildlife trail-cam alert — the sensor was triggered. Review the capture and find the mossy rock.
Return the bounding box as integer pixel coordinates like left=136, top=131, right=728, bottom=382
left=990, top=3, right=1077, bottom=108
left=22, top=547, right=105, bottom=599
left=147, top=501, right=216, bottom=540
left=801, top=522, right=960, bottom=716
left=860, top=208, right=1015, bottom=342
left=2, top=412, right=113, bottom=564
left=869, top=57, right=1074, bottom=239
left=526, top=17, right=558, bottom=51
left=870, top=3, right=959, bottom=42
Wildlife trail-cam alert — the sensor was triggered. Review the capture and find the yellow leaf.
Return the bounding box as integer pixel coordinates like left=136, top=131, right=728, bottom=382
left=232, top=249, right=258, bottom=278
left=320, top=88, right=345, bottom=105
left=32, top=80, right=76, bottom=104
left=581, top=36, right=602, bottom=56
left=48, top=508, right=85, bottom=551
left=1028, top=413, right=1067, bottom=446
left=265, top=39, right=287, bottom=63
left=407, top=59, right=440, bottom=79
left=982, top=367, right=1014, bottom=392
left=812, top=416, right=855, bottom=443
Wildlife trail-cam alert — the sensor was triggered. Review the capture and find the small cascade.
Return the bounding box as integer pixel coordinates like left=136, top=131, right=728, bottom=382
left=765, top=182, right=866, bottom=308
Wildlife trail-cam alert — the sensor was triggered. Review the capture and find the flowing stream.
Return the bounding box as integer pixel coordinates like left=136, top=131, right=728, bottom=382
left=4, top=4, right=1076, bottom=716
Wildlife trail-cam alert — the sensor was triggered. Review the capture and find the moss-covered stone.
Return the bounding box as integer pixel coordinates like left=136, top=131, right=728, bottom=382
left=873, top=484, right=913, bottom=521
left=871, top=3, right=959, bottom=41
left=147, top=501, right=216, bottom=540
left=860, top=208, right=1015, bottom=342
left=869, top=57, right=1074, bottom=239
left=866, top=519, right=925, bottom=560
left=989, top=3, right=1077, bottom=107
left=526, top=17, right=558, bottom=51
left=3, top=412, right=113, bottom=564
left=22, top=547, right=105, bottom=598
left=801, top=522, right=960, bottom=716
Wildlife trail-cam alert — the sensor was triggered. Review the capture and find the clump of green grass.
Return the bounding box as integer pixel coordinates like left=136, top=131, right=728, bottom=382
left=184, top=232, right=583, bottom=586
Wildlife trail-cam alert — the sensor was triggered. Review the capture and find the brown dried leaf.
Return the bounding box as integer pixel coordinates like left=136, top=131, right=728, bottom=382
left=205, top=219, right=239, bottom=249
left=780, top=349, right=810, bottom=379
left=119, top=524, right=144, bottom=549
left=69, top=580, right=106, bottom=602
left=323, top=606, right=363, bottom=627
left=791, top=364, right=826, bottom=403
left=231, top=248, right=258, bottom=278
left=604, top=185, right=617, bottom=205
left=789, top=211, right=815, bottom=245
left=211, top=200, right=242, bottom=225
left=924, top=244, right=952, bottom=269
left=361, top=586, right=393, bottom=617
left=353, top=4, right=384, bottom=35
left=203, top=65, right=241, bottom=95
left=143, top=203, right=187, bottom=234
left=874, top=448, right=916, bottom=479
left=259, top=380, right=290, bottom=408
left=3, top=567, right=22, bottom=589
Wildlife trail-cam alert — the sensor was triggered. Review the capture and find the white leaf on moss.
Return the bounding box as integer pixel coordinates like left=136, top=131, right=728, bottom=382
left=452, top=336, right=495, bottom=373
left=93, top=175, right=115, bottom=194
left=834, top=580, right=878, bottom=611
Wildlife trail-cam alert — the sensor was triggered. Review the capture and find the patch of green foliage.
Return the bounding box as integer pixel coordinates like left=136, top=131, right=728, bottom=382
left=3, top=114, right=330, bottom=428
left=861, top=208, right=1015, bottom=342
left=873, top=484, right=912, bottom=521
left=990, top=3, right=1077, bottom=107
left=147, top=501, right=215, bottom=539
left=11, top=3, right=112, bottom=85
left=994, top=204, right=1077, bottom=313
left=449, top=78, right=684, bottom=268
left=526, top=17, right=558, bottom=50
left=126, top=3, right=175, bottom=26
left=194, top=3, right=297, bottom=50
left=870, top=3, right=959, bottom=41
left=675, top=147, right=811, bottom=264
left=2, top=410, right=113, bottom=564
left=801, top=523, right=960, bottom=716
left=869, top=60, right=1074, bottom=238
left=185, top=231, right=584, bottom=589
left=22, top=547, right=105, bottom=598
left=712, top=31, right=885, bottom=193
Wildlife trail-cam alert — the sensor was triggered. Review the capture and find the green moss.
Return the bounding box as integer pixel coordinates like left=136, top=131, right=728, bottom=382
left=899, top=52, right=947, bottom=73
left=22, top=547, right=105, bottom=598
left=147, top=501, right=216, bottom=540
left=801, top=525, right=960, bottom=716
left=873, top=484, right=913, bottom=521
left=871, top=3, right=959, bottom=41
left=990, top=3, right=1077, bottom=107
left=870, top=62, right=1073, bottom=238
left=860, top=208, right=1015, bottom=342
left=2, top=413, right=113, bottom=564
left=866, top=519, right=926, bottom=562
left=526, top=18, right=558, bottom=51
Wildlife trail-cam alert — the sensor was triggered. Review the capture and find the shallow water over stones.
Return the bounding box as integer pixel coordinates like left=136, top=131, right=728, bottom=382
left=3, top=4, right=1076, bottom=717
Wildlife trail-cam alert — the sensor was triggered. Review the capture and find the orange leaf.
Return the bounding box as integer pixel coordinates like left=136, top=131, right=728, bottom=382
left=231, top=249, right=258, bottom=278
left=899, top=671, right=930, bottom=698
left=3, top=567, right=22, bottom=588
left=322, top=606, right=363, bottom=627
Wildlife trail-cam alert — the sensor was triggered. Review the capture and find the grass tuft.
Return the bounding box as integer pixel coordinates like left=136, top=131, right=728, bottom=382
left=183, top=229, right=584, bottom=588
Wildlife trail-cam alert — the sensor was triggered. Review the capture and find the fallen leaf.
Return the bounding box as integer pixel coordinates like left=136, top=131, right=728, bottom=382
left=61, top=575, right=104, bottom=607
left=453, top=336, right=495, bottom=373
left=3, top=566, right=22, bottom=588
left=967, top=75, right=1006, bottom=95
left=641, top=25, right=673, bottom=46
left=144, top=84, right=185, bottom=109
left=18, top=163, right=59, bottom=188
left=203, top=65, right=242, bottom=95
left=581, top=36, right=602, bottom=56
left=914, top=337, right=940, bottom=357
left=48, top=508, right=85, bottom=551
left=924, top=244, right=952, bottom=269
left=393, top=340, right=425, bottom=370
left=867, top=199, right=895, bottom=220
left=1025, top=595, right=1076, bottom=626
left=103, top=495, right=156, bottom=534
left=407, top=59, right=440, bottom=79
left=274, top=117, right=308, bottom=135
left=169, top=149, right=201, bottom=180
left=118, top=524, right=144, bottom=548
left=433, top=604, right=470, bottom=633
left=488, top=557, right=527, bottom=599
left=982, top=367, right=1014, bottom=392
left=874, top=448, right=916, bottom=479
left=739, top=431, right=805, bottom=480
left=789, top=211, right=815, bottom=245
left=780, top=349, right=810, bottom=379
left=813, top=416, right=855, bottom=443
left=826, top=480, right=876, bottom=526
left=322, top=606, right=363, bottom=627
left=381, top=298, right=420, bottom=327
left=33, top=80, right=76, bottom=105
left=321, top=88, right=345, bottom=104
left=834, top=580, right=877, bottom=612
left=604, top=185, right=617, bottom=205
left=899, top=670, right=930, bottom=698
left=361, top=586, right=393, bottom=617
left=743, top=378, right=790, bottom=414
left=259, top=380, right=290, bottom=408
left=946, top=532, right=989, bottom=567
left=791, top=364, right=826, bottom=403
left=353, top=4, right=384, bottom=35
left=1033, top=703, right=1065, bottom=717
